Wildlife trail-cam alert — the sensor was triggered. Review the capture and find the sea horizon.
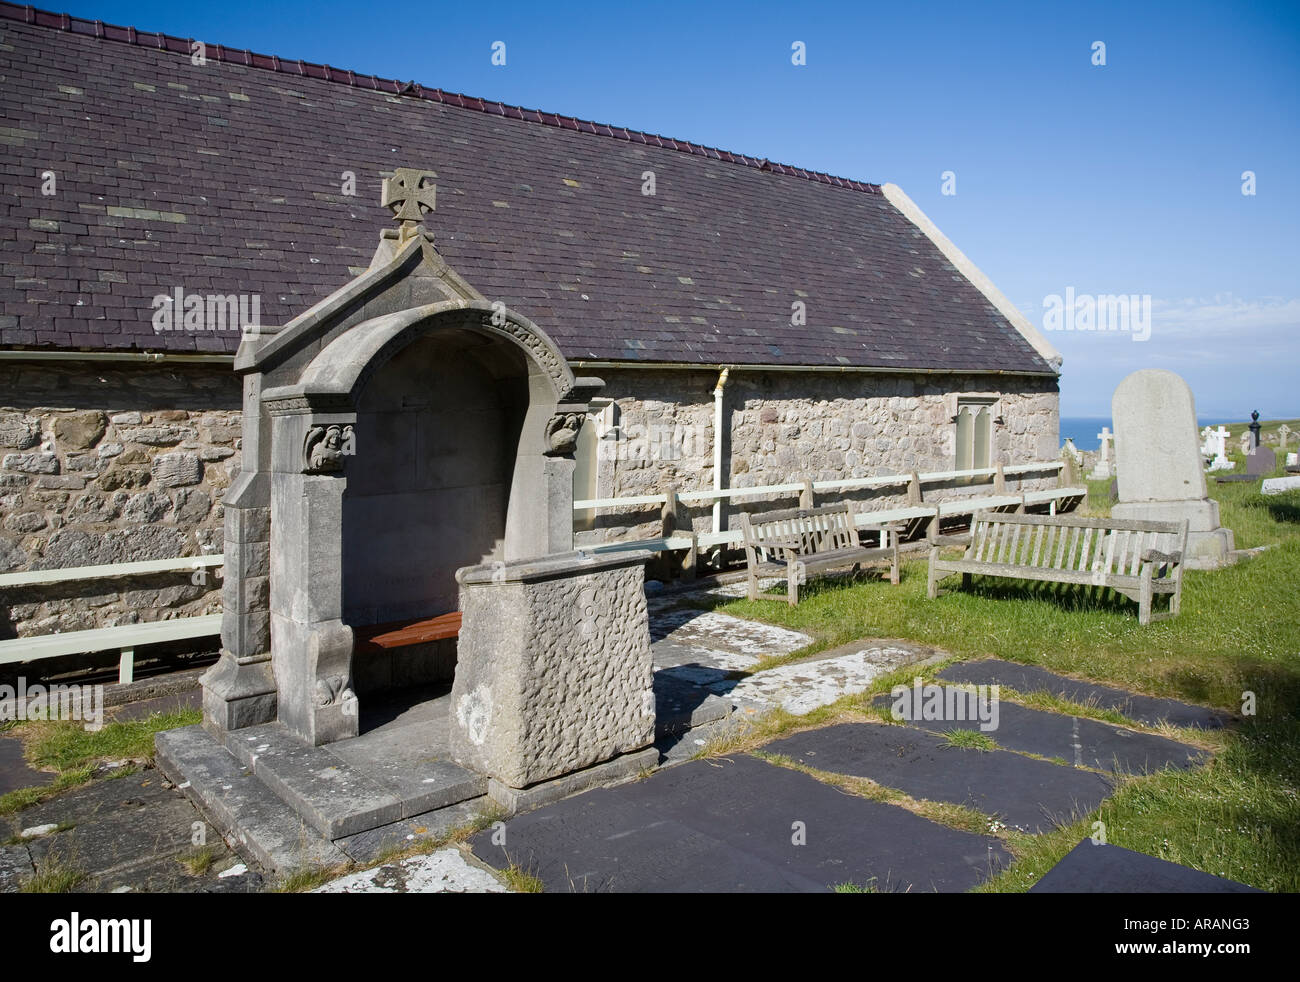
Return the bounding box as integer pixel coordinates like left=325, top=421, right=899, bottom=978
left=1059, top=415, right=1248, bottom=451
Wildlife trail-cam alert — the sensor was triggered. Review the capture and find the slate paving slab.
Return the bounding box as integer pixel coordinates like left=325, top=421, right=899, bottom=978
left=938, top=659, right=1229, bottom=729
left=0, top=730, right=51, bottom=796
left=871, top=694, right=1206, bottom=774
left=0, top=843, right=34, bottom=891
left=763, top=722, right=1113, bottom=833
left=470, top=755, right=1010, bottom=892
left=1030, top=838, right=1262, bottom=893
left=1, top=769, right=259, bottom=893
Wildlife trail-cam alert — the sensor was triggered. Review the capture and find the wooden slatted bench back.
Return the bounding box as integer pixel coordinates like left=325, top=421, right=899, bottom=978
left=929, top=510, right=1189, bottom=624
left=740, top=501, right=859, bottom=562
left=964, top=512, right=1186, bottom=581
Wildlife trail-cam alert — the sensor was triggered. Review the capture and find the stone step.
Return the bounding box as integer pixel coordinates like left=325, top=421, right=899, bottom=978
left=223, top=722, right=486, bottom=838
left=154, top=726, right=349, bottom=875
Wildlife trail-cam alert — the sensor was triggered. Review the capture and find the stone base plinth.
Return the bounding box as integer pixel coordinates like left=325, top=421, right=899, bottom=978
left=1112, top=499, right=1236, bottom=570
left=450, top=549, right=655, bottom=789
left=200, top=651, right=277, bottom=737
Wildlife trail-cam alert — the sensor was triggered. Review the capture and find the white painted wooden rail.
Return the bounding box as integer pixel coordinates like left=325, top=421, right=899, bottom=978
left=574, top=461, right=1064, bottom=510
left=0, top=555, right=224, bottom=683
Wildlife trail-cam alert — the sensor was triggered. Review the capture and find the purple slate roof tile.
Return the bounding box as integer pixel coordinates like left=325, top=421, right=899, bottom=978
left=0, top=3, right=1053, bottom=375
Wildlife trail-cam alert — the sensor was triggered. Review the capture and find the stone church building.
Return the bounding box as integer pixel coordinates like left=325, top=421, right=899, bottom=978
left=0, top=5, right=1063, bottom=660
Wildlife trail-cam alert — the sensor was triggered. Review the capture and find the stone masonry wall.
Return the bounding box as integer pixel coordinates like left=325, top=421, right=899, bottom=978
left=0, top=360, right=1060, bottom=635
left=0, top=361, right=241, bottom=638
left=577, top=368, right=1061, bottom=544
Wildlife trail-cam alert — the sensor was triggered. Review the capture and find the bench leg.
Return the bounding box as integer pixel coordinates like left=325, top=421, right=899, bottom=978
left=787, top=563, right=799, bottom=606
left=889, top=531, right=899, bottom=585
left=927, top=549, right=940, bottom=599
left=747, top=565, right=759, bottom=602
left=119, top=647, right=135, bottom=685
left=1138, top=567, right=1153, bottom=626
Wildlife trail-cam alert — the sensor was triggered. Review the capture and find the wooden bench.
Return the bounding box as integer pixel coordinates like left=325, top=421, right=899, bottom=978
left=739, top=502, right=898, bottom=606
left=926, top=512, right=1189, bottom=625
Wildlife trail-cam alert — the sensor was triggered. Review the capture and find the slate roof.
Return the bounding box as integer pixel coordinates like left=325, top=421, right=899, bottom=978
left=0, top=4, right=1055, bottom=374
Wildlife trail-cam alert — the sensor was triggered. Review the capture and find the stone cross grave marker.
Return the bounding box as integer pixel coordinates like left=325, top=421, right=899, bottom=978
left=1278, top=424, right=1292, bottom=451
left=1206, top=425, right=1233, bottom=472
left=1088, top=426, right=1113, bottom=479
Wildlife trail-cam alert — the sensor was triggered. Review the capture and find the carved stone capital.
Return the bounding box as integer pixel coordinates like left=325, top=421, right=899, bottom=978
left=544, top=412, right=584, bottom=456
left=303, top=424, right=355, bottom=474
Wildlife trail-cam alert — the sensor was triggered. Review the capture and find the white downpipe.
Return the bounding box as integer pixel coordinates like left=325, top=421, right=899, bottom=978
left=712, top=367, right=730, bottom=535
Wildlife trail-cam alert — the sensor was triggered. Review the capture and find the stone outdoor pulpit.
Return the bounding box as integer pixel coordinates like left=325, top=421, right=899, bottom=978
left=200, top=167, right=655, bottom=793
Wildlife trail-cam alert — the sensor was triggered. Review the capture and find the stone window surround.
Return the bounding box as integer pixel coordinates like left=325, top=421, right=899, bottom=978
left=948, top=389, right=1003, bottom=472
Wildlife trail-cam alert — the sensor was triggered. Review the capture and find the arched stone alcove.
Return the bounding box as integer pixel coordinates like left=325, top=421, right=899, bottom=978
left=259, top=302, right=601, bottom=745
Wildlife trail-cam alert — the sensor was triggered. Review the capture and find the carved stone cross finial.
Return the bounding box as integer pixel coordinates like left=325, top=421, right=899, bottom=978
left=382, top=168, right=437, bottom=228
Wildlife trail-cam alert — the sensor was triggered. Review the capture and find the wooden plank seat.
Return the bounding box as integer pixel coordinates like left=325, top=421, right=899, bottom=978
left=926, top=512, right=1189, bottom=625
left=353, top=612, right=462, bottom=655
left=739, top=501, right=899, bottom=606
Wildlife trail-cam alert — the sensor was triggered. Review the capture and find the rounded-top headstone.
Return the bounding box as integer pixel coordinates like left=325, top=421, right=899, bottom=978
left=1112, top=369, right=1208, bottom=503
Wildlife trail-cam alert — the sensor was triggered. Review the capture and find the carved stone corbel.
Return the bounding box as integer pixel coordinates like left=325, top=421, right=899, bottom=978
left=303, top=424, right=355, bottom=474
left=544, top=412, right=584, bottom=456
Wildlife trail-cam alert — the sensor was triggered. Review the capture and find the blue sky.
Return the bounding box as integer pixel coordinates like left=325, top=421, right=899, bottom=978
left=62, top=0, right=1300, bottom=418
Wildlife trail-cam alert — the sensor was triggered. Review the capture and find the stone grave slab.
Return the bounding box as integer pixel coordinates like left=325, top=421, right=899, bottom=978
left=870, top=695, right=1206, bottom=773
left=313, top=847, right=506, bottom=893
left=762, top=722, right=1112, bottom=833
left=653, top=670, right=733, bottom=736
left=1262, top=476, right=1300, bottom=495
left=709, top=643, right=924, bottom=716
left=650, top=607, right=811, bottom=662
left=1030, top=838, right=1261, bottom=893
left=937, top=659, right=1229, bottom=729
left=470, top=755, right=1010, bottom=892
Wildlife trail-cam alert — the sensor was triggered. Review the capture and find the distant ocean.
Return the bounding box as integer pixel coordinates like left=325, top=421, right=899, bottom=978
left=1060, top=416, right=1240, bottom=451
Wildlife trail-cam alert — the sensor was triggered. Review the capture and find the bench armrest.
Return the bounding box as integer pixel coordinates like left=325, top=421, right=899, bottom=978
left=1141, top=549, right=1183, bottom=566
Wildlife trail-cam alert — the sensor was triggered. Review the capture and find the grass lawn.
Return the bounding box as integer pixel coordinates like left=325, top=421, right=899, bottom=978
left=0, top=708, right=200, bottom=816
left=708, top=480, right=1300, bottom=892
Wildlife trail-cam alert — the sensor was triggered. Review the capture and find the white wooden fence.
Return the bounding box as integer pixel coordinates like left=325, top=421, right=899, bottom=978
left=0, top=459, right=1082, bottom=676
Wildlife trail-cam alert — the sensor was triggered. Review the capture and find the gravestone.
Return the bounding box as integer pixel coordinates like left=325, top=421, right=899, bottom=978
left=1062, top=437, right=1082, bottom=464
left=1111, top=370, right=1234, bottom=568
left=1248, top=411, right=1261, bottom=450
left=1087, top=427, right=1113, bottom=480
left=1247, top=445, right=1276, bottom=476
left=1277, top=424, right=1292, bottom=452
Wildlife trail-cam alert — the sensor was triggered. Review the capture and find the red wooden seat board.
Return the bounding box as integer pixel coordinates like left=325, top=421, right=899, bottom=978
left=354, top=612, right=462, bottom=653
